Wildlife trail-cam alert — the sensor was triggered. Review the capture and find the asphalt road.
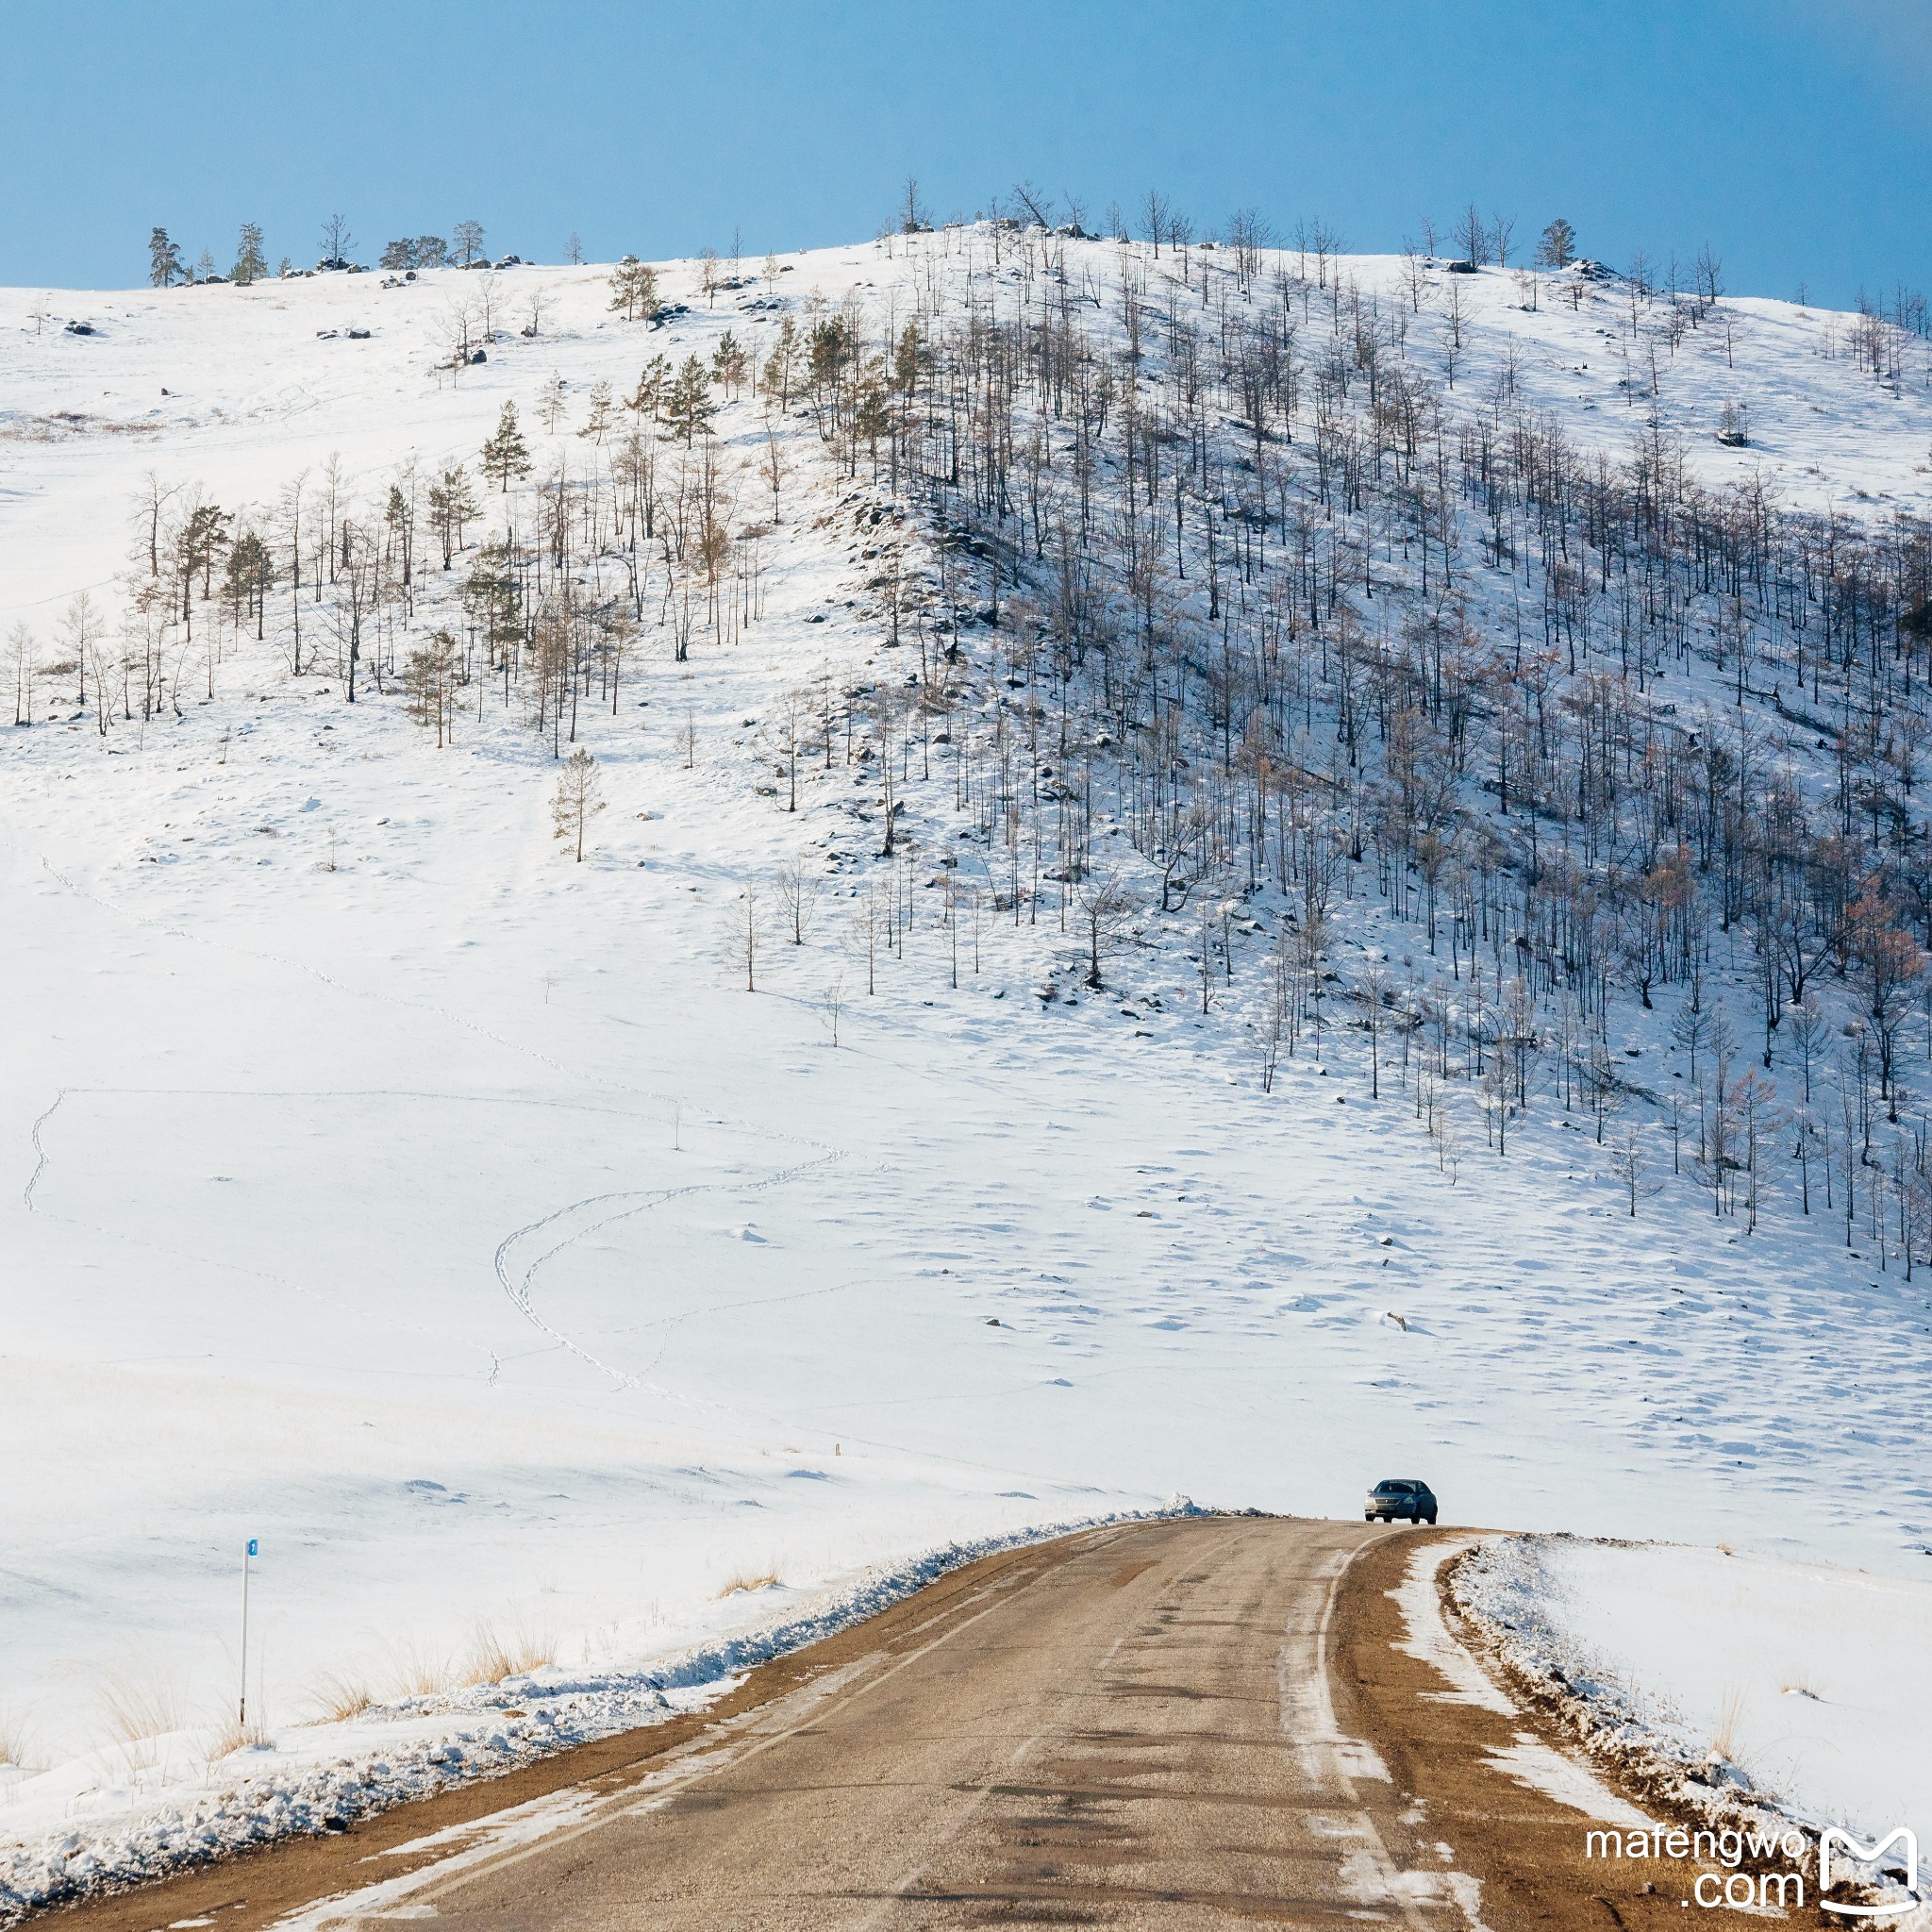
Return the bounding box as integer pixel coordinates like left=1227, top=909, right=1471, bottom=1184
left=300, top=1516, right=1474, bottom=1930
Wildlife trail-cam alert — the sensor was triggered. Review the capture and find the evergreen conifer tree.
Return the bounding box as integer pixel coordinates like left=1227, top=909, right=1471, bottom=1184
left=148, top=227, right=184, bottom=287
left=608, top=255, right=658, bottom=321
left=662, top=356, right=716, bottom=444
left=626, top=354, right=672, bottom=419
left=480, top=402, right=532, bottom=491
left=1534, top=218, right=1577, bottom=270
left=232, top=223, right=268, bottom=285
left=577, top=379, right=615, bottom=442
left=551, top=748, right=604, bottom=861
left=710, top=330, right=748, bottom=398
left=427, top=466, right=481, bottom=566
left=463, top=539, right=521, bottom=661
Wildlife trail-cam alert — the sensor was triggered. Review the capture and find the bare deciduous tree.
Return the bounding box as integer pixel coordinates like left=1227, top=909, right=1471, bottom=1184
left=775, top=858, right=820, bottom=944
left=724, top=882, right=763, bottom=990
left=1075, top=869, right=1136, bottom=991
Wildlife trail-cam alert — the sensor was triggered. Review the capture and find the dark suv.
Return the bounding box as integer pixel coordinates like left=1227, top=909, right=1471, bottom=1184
left=1364, top=1478, right=1438, bottom=1524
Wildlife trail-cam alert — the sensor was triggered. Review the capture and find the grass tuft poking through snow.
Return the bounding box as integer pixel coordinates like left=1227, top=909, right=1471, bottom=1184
left=462, top=1617, right=557, bottom=1687
left=304, top=1673, right=374, bottom=1724
left=717, top=1571, right=783, bottom=1598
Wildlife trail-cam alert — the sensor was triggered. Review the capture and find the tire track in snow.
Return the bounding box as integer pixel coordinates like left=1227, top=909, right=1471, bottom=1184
left=24, top=1089, right=65, bottom=1208
left=21, top=1086, right=755, bottom=1361
left=491, top=1147, right=844, bottom=1403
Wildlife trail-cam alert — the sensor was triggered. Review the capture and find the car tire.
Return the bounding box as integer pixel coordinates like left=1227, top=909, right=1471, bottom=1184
left=1424, top=1514, right=1437, bottom=1525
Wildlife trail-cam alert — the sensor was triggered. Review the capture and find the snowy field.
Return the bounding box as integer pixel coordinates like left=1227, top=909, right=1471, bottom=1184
left=4, top=237, right=1931, bottom=1905
left=1457, top=1534, right=1932, bottom=1908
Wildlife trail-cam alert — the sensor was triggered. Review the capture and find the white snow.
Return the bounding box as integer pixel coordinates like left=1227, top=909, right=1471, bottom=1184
left=4, top=233, right=1930, bottom=1911
left=1456, top=1535, right=1932, bottom=1845
left=1390, top=1537, right=1515, bottom=1718
left=0, top=1515, right=1179, bottom=1917
left=1394, top=1540, right=1652, bottom=1828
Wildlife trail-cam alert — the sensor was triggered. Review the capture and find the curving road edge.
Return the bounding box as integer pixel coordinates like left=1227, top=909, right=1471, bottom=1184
left=42, top=1518, right=1721, bottom=1931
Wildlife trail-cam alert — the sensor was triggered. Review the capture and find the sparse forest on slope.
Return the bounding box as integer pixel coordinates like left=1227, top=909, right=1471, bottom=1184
left=8, top=195, right=1932, bottom=1913
left=15, top=202, right=1932, bottom=1266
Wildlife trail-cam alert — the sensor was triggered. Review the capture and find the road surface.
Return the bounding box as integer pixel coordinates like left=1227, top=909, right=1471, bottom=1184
left=305, top=1516, right=1468, bottom=1928
left=62, top=1517, right=1747, bottom=1931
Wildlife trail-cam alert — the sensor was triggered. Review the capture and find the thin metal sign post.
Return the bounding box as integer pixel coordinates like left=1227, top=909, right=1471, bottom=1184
left=239, top=1538, right=258, bottom=1730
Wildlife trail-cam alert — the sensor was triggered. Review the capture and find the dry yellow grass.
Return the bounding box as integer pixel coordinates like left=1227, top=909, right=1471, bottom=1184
left=717, top=1571, right=782, bottom=1598
left=0, top=1708, right=42, bottom=1773
left=307, top=1670, right=375, bottom=1723
left=382, top=1638, right=455, bottom=1701
left=92, top=1667, right=188, bottom=1749
left=1710, top=1686, right=1746, bottom=1760
left=462, top=1615, right=556, bottom=1688
left=207, top=1712, right=270, bottom=1763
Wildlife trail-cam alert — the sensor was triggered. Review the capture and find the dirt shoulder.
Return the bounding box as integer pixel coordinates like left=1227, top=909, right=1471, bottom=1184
left=1331, top=1526, right=1832, bottom=1928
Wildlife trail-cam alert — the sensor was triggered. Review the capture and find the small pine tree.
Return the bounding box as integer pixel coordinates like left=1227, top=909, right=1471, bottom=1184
left=452, top=219, right=486, bottom=266
left=384, top=483, right=414, bottom=581
left=404, top=630, right=459, bottom=746
left=710, top=330, right=748, bottom=398
left=567, top=231, right=584, bottom=265
left=551, top=746, right=604, bottom=862
left=463, top=539, right=522, bottom=658
left=662, top=355, right=716, bottom=444
left=480, top=402, right=532, bottom=492
left=626, top=355, right=671, bottom=418
left=415, top=234, right=448, bottom=269
left=608, top=254, right=658, bottom=321
left=893, top=322, right=921, bottom=394
left=1534, top=217, right=1577, bottom=270
left=807, top=316, right=850, bottom=397
left=232, top=223, right=268, bottom=286
left=577, top=378, right=615, bottom=443
left=427, top=465, right=481, bottom=567
left=148, top=226, right=184, bottom=287
left=761, top=317, right=799, bottom=408
left=379, top=239, right=416, bottom=272
left=193, top=248, right=217, bottom=283
left=539, top=373, right=569, bottom=433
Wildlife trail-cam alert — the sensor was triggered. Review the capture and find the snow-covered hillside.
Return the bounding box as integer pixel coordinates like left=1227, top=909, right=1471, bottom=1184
left=4, top=230, right=1931, bottom=1907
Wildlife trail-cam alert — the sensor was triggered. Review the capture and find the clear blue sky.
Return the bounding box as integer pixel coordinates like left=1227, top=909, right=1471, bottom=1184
left=4, top=0, right=1926, bottom=306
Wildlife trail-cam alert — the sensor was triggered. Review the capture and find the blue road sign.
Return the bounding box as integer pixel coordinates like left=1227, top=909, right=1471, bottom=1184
left=246, top=1539, right=258, bottom=1557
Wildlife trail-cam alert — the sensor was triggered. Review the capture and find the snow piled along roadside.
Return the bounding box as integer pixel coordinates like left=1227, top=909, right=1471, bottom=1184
left=0, top=1504, right=1195, bottom=1924
left=1451, top=1534, right=1932, bottom=1915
